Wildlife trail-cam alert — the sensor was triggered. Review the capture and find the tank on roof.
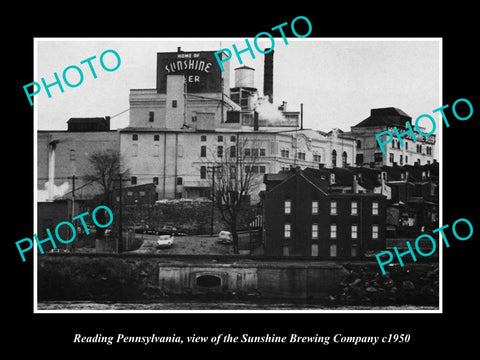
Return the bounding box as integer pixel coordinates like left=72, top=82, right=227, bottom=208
left=234, top=65, right=256, bottom=89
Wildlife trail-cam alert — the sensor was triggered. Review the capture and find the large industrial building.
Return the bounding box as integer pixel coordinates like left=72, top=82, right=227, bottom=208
left=350, top=107, right=436, bottom=167
left=119, top=47, right=357, bottom=201
left=37, top=47, right=436, bottom=205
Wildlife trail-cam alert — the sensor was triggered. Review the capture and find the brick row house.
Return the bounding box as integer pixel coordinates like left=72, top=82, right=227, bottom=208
left=263, top=168, right=387, bottom=258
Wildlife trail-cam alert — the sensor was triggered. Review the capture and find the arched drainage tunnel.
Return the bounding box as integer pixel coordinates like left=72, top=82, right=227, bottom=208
left=158, top=260, right=347, bottom=299
left=195, top=274, right=222, bottom=288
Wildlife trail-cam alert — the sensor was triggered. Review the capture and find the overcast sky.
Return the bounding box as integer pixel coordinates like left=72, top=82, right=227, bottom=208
left=35, top=38, right=441, bottom=134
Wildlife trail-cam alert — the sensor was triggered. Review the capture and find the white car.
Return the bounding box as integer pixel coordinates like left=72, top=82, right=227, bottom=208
left=156, top=234, right=174, bottom=248
left=218, top=231, right=233, bottom=244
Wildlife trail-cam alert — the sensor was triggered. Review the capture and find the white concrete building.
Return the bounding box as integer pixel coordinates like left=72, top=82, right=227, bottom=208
left=119, top=49, right=357, bottom=202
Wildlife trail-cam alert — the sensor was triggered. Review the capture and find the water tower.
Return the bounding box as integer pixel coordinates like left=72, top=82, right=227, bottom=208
left=231, top=65, right=257, bottom=111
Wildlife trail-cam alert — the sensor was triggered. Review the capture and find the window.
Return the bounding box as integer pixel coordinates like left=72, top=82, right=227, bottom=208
left=217, top=145, right=223, bottom=157
left=372, top=201, right=379, bottom=215
left=192, top=114, right=197, bottom=122
left=217, top=135, right=223, bottom=142
left=281, top=149, right=290, bottom=158
left=149, top=111, right=154, bottom=122
left=284, top=223, right=291, bottom=238
left=351, top=224, right=358, bottom=239
left=351, top=201, right=358, bottom=215
left=330, top=224, right=337, bottom=239
left=374, top=152, right=383, bottom=163
left=200, top=145, right=206, bottom=157
left=200, top=166, right=207, bottom=179
left=251, top=165, right=258, bottom=173
left=356, top=153, right=363, bottom=165
left=311, top=244, right=318, bottom=257
left=132, top=134, right=138, bottom=141
left=153, top=177, right=159, bottom=185
left=405, top=155, right=408, bottom=164
left=372, top=225, right=379, bottom=239
left=283, top=245, right=290, bottom=256
left=154, top=134, right=159, bottom=141
left=127, top=191, right=133, bottom=196
left=342, top=151, right=347, bottom=167
left=313, top=154, right=321, bottom=162
left=201, top=135, right=207, bottom=142
left=312, top=224, right=318, bottom=239
left=131, top=176, right=137, bottom=185
left=391, top=140, right=396, bottom=149
left=351, top=244, right=359, bottom=257
left=244, top=148, right=251, bottom=156
left=259, top=165, right=266, bottom=173
left=330, top=244, right=337, bottom=257
left=230, top=146, right=236, bottom=158
left=356, top=140, right=362, bottom=149
left=405, top=141, right=409, bottom=150
left=245, top=165, right=251, bottom=173
left=284, top=200, right=291, bottom=214
left=399, top=154, right=403, bottom=165
left=260, top=148, right=266, bottom=156
left=229, top=165, right=236, bottom=178
left=331, top=150, right=337, bottom=167
left=312, top=201, right=318, bottom=214
left=330, top=200, right=337, bottom=215
left=153, top=144, right=159, bottom=157
left=69, top=149, right=75, bottom=161
left=172, top=100, right=177, bottom=108
left=389, top=153, right=394, bottom=163
left=176, top=177, right=183, bottom=185
left=230, top=135, right=236, bottom=142
left=139, top=191, right=146, bottom=196
left=252, top=148, right=259, bottom=157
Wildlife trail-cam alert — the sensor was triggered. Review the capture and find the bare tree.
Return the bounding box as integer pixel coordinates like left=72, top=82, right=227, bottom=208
left=85, top=149, right=129, bottom=238
left=205, top=136, right=263, bottom=254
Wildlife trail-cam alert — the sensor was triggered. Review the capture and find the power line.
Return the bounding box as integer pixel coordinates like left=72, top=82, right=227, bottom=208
left=109, top=108, right=130, bottom=119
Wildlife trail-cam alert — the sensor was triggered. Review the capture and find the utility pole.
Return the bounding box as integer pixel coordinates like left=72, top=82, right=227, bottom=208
left=208, top=165, right=222, bottom=236
left=68, top=175, right=76, bottom=252
left=116, top=173, right=124, bottom=253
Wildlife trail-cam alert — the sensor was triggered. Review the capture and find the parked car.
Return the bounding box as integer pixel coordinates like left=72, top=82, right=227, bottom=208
left=160, top=225, right=188, bottom=236
left=217, top=230, right=233, bottom=244
left=156, top=234, right=174, bottom=249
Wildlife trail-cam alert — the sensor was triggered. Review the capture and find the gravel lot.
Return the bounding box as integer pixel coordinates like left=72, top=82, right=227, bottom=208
left=130, top=234, right=234, bottom=255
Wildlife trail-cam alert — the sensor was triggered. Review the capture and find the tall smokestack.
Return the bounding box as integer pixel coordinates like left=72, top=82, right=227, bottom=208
left=300, top=103, right=304, bottom=130
left=253, top=110, right=259, bottom=131
left=48, top=140, right=59, bottom=201
left=263, top=49, right=274, bottom=104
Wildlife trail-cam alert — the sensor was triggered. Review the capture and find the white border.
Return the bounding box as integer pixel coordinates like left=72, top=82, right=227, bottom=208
left=33, top=37, right=443, bottom=314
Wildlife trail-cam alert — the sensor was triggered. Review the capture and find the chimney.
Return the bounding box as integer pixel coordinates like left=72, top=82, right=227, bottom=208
left=300, top=103, right=303, bottom=130
left=48, top=140, right=59, bottom=201
left=253, top=110, right=259, bottom=131
left=263, top=49, right=274, bottom=104
left=352, top=174, right=358, bottom=194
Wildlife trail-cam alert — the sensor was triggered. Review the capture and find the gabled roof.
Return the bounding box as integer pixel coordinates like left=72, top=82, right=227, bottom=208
left=352, top=107, right=412, bottom=128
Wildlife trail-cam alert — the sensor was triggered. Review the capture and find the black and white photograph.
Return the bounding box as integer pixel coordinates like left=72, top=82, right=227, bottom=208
left=32, top=38, right=441, bottom=312
left=6, top=6, right=479, bottom=356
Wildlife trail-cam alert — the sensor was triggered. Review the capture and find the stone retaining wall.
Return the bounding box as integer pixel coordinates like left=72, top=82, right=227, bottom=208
left=37, top=254, right=438, bottom=306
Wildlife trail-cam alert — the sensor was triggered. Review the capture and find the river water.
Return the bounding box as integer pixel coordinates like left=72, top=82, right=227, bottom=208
left=37, top=301, right=438, bottom=311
